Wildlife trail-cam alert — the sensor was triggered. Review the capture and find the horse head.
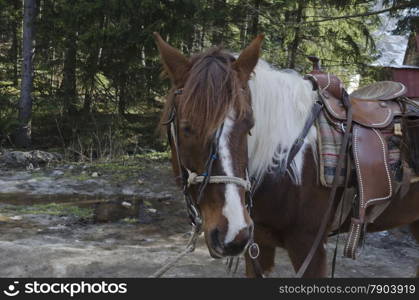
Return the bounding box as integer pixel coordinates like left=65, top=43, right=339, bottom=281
left=154, top=32, right=264, bottom=258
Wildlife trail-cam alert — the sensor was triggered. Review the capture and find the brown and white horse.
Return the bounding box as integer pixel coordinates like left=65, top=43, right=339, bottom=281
left=154, top=33, right=419, bottom=277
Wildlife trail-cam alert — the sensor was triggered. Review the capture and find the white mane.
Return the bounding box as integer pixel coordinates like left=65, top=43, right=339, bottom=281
left=247, top=59, right=317, bottom=186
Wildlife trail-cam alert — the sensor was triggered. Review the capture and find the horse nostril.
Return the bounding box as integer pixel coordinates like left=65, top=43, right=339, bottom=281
left=210, top=225, right=253, bottom=256
left=210, top=228, right=224, bottom=250
left=242, top=225, right=253, bottom=241
left=223, top=226, right=252, bottom=256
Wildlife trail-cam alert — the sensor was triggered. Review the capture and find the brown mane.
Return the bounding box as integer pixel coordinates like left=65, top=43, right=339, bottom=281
left=161, top=48, right=251, bottom=142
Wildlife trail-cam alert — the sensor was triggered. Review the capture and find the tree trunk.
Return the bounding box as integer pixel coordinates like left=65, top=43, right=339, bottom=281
left=250, top=0, right=261, bottom=37
left=11, top=0, right=21, bottom=87
left=11, top=26, right=19, bottom=87
left=239, top=0, right=249, bottom=48
left=83, top=16, right=104, bottom=115
left=82, top=47, right=100, bottom=114
left=16, top=0, right=36, bottom=148
left=118, top=81, right=126, bottom=116
left=82, top=46, right=101, bottom=114
left=61, top=31, right=78, bottom=115
left=287, top=2, right=304, bottom=69
left=211, top=0, right=227, bottom=45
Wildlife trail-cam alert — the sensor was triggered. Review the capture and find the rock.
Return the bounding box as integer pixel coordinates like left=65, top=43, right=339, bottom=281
left=121, top=201, right=132, bottom=208
left=94, top=200, right=140, bottom=223
left=138, top=202, right=153, bottom=224
left=91, top=172, right=99, bottom=177
left=0, top=215, right=11, bottom=222
left=122, top=187, right=136, bottom=195
left=10, top=216, right=23, bottom=221
left=51, top=170, right=64, bottom=177
left=46, top=225, right=67, bottom=231
left=139, top=238, right=155, bottom=243
left=1, top=151, right=32, bottom=167
left=30, top=150, right=62, bottom=166
left=0, top=150, right=62, bottom=168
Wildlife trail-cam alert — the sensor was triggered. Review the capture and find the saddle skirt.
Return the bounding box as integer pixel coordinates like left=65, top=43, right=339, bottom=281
left=316, top=110, right=402, bottom=188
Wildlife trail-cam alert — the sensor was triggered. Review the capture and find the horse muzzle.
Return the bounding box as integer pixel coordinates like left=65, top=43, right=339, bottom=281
left=207, top=224, right=253, bottom=258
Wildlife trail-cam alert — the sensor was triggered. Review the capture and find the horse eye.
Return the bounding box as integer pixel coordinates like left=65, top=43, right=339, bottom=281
left=182, top=125, right=193, bottom=136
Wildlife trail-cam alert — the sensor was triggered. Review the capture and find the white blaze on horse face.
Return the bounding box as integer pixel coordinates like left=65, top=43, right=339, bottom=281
left=219, top=113, right=247, bottom=244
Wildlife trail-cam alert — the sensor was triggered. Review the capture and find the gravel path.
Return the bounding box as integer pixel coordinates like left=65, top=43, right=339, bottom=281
left=0, top=159, right=417, bottom=278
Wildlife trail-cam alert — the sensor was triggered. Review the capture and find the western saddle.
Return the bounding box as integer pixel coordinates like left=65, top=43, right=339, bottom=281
left=306, top=57, right=419, bottom=259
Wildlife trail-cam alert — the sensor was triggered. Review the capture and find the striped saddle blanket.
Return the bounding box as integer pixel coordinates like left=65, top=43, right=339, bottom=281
left=316, top=110, right=402, bottom=187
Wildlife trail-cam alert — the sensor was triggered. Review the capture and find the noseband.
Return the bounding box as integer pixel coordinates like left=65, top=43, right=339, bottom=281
left=164, top=88, right=252, bottom=232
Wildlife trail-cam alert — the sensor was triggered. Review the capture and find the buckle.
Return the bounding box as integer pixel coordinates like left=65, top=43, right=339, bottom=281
left=341, top=123, right=346, bottom=133
left=174, top=88, right=184, bottom=95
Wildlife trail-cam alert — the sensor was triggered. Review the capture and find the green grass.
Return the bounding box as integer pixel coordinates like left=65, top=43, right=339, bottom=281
left=134, top=151, right=169, bottom=161
left=0, top=203, right=93, bottom=219
left=121, top=217, right=138, bottom=224
left=92, top=161, right=144, bottom=171
left=46, top=154, right=169, bottom=184
left=30, top=172, right=49, bottom=180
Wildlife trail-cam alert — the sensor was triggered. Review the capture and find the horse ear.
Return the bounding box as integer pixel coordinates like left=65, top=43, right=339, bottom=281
left=233, top=34, right=264, bottom=83
left=153, top=32, right=191, bottom=86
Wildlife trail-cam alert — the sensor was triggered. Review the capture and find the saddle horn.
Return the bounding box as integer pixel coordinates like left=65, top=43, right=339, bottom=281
left=308, top=56, right=322, bottom=72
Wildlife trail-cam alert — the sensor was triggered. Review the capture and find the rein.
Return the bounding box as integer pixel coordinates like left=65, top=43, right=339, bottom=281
left=283, top=100, right=323, bottom=175
left=294, top=83, right=353, bottom=278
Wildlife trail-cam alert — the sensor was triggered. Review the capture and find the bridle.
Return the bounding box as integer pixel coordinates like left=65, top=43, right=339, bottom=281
left=164, top=88, right=252, bottom=233
left=162, top=83, right=324, bottom=278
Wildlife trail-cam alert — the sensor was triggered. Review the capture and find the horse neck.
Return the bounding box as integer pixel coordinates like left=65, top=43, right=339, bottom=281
left=247, top=62, right=317, bottom=186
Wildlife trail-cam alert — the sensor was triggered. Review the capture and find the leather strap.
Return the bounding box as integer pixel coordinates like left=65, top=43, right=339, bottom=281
left=285, top=101, right=324, bottom=174
left=344, top=218, right=364, bottom=259
left=331, top=153, right=353, bottom=277
left=295, top=90, right=353, bottom=277
left=250, top=257, right=264, bottom=278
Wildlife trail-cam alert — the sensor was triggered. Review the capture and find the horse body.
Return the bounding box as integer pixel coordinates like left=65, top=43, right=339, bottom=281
left=154, top=33, right=419, bottom=277
left=245, top=61, right=419, bottom=277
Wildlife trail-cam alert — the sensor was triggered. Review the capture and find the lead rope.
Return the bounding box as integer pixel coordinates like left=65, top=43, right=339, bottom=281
left=150, top=89, right=202, bottom=278
left=150, top=225, right=201, bottom=278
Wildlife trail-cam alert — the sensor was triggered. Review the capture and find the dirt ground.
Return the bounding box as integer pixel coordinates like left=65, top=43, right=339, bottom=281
left=0, top=157, right=418, bottom=278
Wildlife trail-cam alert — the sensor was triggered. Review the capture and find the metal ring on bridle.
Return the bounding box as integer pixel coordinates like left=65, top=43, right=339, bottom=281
left=340, top=123, right=346, bottom=133
left=248, top=242, right=260, bottom=260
